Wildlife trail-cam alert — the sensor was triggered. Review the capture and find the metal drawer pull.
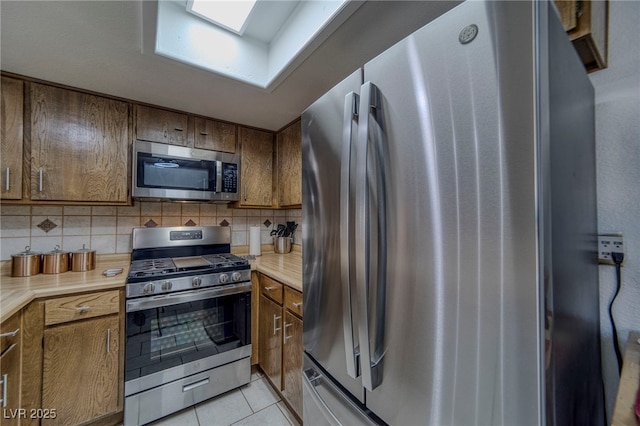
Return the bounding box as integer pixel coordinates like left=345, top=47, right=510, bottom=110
left=0, top=329, right=19, bottom=338
left=76, top=305, right=90, bottom=313
left=284, top=322, right=292, bottom=341
left=4, top=168, right=9, bottom=191
left=273, top=315, right=281, bottom=335
left=183, top=378, right=210, bottom=392
left=174, top=127, right=183, bottom=132
left=38, top=169, right=43, bottom=192
left=106, top=329, right=111, bottom=353
left=292, top=302, right=302, bottom=308
left=1, top=373, right=7, bottom=408
left=264, top=286, right=277, bottom=291
left=200, top=131, right=208, bottom=136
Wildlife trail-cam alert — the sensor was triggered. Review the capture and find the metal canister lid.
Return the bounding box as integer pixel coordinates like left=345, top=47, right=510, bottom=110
left=46, top=245, right=67, bottom=254
left=72, top=244, right=93, bottom=253
left=12, top=245, right=40, bottom=257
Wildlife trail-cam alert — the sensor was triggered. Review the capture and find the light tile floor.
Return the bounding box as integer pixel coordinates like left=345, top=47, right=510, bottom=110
left=148, top=370, right=301, bottom=426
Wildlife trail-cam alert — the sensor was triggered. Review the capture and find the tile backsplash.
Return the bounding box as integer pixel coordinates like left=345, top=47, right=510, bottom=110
left=0, top=202, right=302, bottom=260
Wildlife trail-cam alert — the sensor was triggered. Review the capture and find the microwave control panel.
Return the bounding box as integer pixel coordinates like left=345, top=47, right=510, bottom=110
left=222, top=163, right=238, bottom=193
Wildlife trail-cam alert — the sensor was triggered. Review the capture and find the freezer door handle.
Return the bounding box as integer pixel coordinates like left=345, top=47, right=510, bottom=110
left=340, top=91, right=361, bottom=380
left=354, top=81, right=388, bottom=391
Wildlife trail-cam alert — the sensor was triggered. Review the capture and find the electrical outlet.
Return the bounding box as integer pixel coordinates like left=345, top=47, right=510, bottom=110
left=598, top=234, right=624, bottom=265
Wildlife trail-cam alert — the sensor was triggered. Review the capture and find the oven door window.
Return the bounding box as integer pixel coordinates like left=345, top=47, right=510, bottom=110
left=137, top=152, right=216, bottom=192
left=125, top=291, right=250, bottom=381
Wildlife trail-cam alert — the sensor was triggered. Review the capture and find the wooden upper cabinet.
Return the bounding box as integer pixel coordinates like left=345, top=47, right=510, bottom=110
left=30, top=83, right=129, bottom=203
left=1, top=76, right=24, bottom=200
left=135, top=105, right=188, bottom=146
left=554, top=0, right=608, bottom=72
left=194, top=117, right=237, bottom=153
left=276, top=120, right=301, bottom=208
left=237, top=126, right=274, bottom=207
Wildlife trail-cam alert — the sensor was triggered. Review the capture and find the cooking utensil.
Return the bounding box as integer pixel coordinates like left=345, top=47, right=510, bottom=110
left=71, top=244, right=96, bottom=272
left=43, top=245, right=69, bottom=274
left=273, top=237, right=293, bottom=254
left=11, top=246, right=41, bottom=277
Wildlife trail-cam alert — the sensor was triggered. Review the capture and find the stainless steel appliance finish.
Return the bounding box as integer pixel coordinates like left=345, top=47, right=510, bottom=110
left=132, top=140, right=240, bottom=202
left=124, top=226, right=251, bottom=426
left=302, top=2, right=604, bottom=425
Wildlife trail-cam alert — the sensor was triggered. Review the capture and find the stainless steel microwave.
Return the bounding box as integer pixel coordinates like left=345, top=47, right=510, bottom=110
left=132, top=140, right=240, bottom=202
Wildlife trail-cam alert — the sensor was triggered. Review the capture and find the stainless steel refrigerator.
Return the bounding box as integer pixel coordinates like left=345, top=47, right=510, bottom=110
left=301, top=1, right=604, bottom=425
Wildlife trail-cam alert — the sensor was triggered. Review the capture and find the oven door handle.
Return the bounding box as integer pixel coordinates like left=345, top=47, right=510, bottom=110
left=126, top=282, right=251, bottom=313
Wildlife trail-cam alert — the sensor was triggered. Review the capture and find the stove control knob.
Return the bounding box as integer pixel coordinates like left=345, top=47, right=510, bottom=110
left=192, top=277, right=202, bottom=287
left=219, top=273, right=229, bottom=284
left=161, top=281, right=173, bottom=291
left=231, top=272, right=242, bottom=282
left=143, top=283, right=155, bottom=294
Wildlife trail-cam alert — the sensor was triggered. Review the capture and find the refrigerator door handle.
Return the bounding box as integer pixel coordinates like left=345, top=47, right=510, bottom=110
left=354, top=81, right=387, bottom=392
left=340, top=91, right=361, bottom=379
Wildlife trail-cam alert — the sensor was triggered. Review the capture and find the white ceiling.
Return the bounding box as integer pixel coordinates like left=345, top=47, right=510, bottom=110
left=0, top=1, right=460, bottom=131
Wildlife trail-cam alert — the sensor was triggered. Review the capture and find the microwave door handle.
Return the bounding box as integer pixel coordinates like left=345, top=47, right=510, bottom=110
left=341, top=91, right=360, bottom=379
left=355, top=82, right=387, bottom=392
left=216, top=161, right=223, bottom=193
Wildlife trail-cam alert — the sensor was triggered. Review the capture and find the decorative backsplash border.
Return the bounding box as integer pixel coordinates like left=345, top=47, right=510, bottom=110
left=0, top=202, right=302, bottom=260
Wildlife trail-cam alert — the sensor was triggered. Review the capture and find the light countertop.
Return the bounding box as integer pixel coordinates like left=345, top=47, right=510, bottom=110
left=1, top=249, right=303, bottom=323
left=0, top=254, right=130, bottom=322
left=612, top=331, right=640, bottom=426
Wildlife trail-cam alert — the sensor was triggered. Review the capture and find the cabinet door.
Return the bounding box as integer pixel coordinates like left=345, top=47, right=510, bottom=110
left=30, top=83, right=129, bottom=202
left=259, top=294, right=282, bottom=389
left=1, top=76, right=24, bottom=200
left=135, top=105, right=188, bottom=146
left=42, top=315, right=119, bottom=425
left=194, top=117, right=237, bottom=153
left=282, top=311, right=302, bottom=417
left=238, top=126, right=273, bottom=207
left=0, top=312, right=22, bottom=426
left=276, top=120, right=302, bottom=208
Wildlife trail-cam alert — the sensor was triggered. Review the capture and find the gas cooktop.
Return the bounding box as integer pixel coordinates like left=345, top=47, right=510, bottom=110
left=127, top=253, right=249, bottom=282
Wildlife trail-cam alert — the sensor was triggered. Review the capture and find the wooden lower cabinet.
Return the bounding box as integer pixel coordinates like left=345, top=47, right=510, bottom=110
left=257, top=273, right=302, bottom=421
left=282, top=311, right=302, bottom=416
left=1, top=311, right=22, bottom=426
left=42, top=315, right=120, bottom=425
left=259, top=294, right=283, bottom=387
left=15, top=289, right=124, bottom=426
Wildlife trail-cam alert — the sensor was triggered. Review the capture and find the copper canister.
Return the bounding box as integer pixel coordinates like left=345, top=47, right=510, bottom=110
left=71, top=244, right=96, bottom=272
left=42, top=245, right=69, bottom=274
left=11, top=246, right=41, bottom=277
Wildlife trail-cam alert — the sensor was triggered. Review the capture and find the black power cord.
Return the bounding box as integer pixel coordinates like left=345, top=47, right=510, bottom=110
left=609, top=251, right=624, bottom=374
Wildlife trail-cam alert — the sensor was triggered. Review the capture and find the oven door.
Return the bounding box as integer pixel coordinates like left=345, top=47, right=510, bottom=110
left=124, top=282, right=251, bottom=396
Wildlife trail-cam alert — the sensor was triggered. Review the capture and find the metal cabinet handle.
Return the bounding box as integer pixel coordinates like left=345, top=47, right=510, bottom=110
left=264, top=286, right=276, bottom=291
left=174, top=127, right=183, bottom=132
left=38, top=169, right=43, bottom=192
left=106, top=329, right=111, bottom=353
left=4, top=168, right=9, bottom=191
left=0, top=329, right=19, bottom=338
left=0, top=373, right=7, bottom=408
left=76, top=305, right=90, bottom=313
left=244, top=186, right=248, bottom=202
left=200, top=131, right=208, bottom=136
left=183, top=378, right=209, bottom=392
left=292, top=302, right=302, bottom=308
left=273, top=314, right=281, bottom=335
left=284, top=322, right=292, bottom=341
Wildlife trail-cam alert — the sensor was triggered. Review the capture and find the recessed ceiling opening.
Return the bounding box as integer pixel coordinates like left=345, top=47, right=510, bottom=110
left=186, top=0, right=258, bottom=35
left=148, top=0, right=361, bottom=91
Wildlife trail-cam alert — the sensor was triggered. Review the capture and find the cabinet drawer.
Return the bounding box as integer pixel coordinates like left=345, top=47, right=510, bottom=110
left=1, top=312, right=21, bottom=354
left=284, top=286, right=303, bottom=317
left=45, top=290, right=120, bottom=326
left=260, top=275, right=283, bottom=304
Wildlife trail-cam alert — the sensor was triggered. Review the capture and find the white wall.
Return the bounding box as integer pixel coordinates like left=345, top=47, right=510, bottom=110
left=589, top=1, right=640, bottom=421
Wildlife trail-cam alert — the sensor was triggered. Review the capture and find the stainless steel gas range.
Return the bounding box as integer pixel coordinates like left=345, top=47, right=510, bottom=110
left=124, top=226, right=251, bottom=426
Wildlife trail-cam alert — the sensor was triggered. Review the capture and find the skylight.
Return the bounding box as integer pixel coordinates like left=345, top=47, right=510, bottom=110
left=186, top=0, right=257, bottom=35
